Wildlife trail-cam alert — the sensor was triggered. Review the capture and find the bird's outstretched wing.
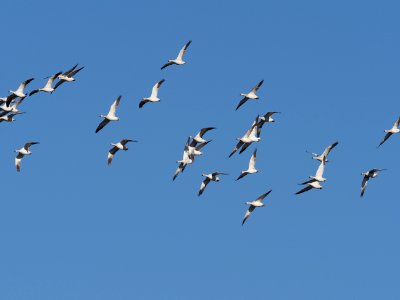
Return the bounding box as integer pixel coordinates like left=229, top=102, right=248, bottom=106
left=177, top=40, right=192, bottom=60
left=107, top=146, right=119, bottom=165
left=229, top=140, right=244, bottom=157
left=295, top=185, right=313, bottom=195
left=378, top=132, right=393, bottom=147
left=236, top=172, right=248, bottom=181
left=95, top=119, right=110, bottom=133
left=242, top=205, right=255, bottom=225
left=139, top=99, right=149, bottom=108
left=235, top=97, right=249, bottom=111
left=360, top=176, right=369, bottom=197
left=15, top=153, right=24, bottom=172
left=161, top=61, right=174, bottom=70
left=250, top=80, right=264, bottom=93
left=198, top=178, right=210, bottom=196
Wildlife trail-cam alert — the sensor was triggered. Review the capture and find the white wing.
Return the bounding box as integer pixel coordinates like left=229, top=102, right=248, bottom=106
left=177, top=40, right=192, bottom=60
left=249, top=149, right=257, bottom=169
left=108, top=95, right=121, bottom=117
left=150, top=79, right=165, bottom=98
left=315, top=161, right=325, bottom=178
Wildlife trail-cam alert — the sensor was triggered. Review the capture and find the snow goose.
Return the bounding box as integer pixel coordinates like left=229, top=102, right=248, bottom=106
left=378, top=117, right=400, bottom=148
left=95, top=95, right=121, bottom=133
left=198, top=172, right=228, bottom=196
left=190, top=127, right=216, bottom=145
left=6, top=78, right=34, bottom=106
left=29, top=72, right=62, bottom=96
left=307, top=141, right=339, bottom=163
left=0, top=97, right=26, bottom=116
left=235, top=80, right=264, bottom=111
left=53, top=66, right=84, bottom=91
left=236, top=149, right=258, bottom=181
left=300, top=160, right=327, bottom=185
left=229, top=116, right=260, bottom=157
left=295, top=179, right=323, bottom=195
left=139, top=79, right=165, bottom=108
left=15, top=142, right=39, bottom=172
left=107, top=139, right=137, bottom=165
left=360, top=168, right=386, bottom=197
left=0, top=112, right=25, bottom=123
left=161, top=40, right=192, bottom=70
left=173, top=139, right=193, bottom=181
left=242, top=190, right=272, bottom=225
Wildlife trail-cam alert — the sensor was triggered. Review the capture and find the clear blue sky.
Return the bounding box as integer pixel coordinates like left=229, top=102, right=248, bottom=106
left=1, top=0, right=400, bottom=299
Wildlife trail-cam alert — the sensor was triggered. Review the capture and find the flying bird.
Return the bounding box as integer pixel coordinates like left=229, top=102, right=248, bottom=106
left=360, top=168, right=386, bottom=197
left=15, top=142, right=39, bottom=172
left=29, top=72, right=62, bottom=96
left=161, top=40, right=192, bottom=70
left=295, top=178, right=323, bottom=195
left=229, top=116, right=260, bottom=157
left=236, top=149, right=258, bottom=181
left=0, top=112, right=25, bottom=123
left=191, top=127, right=216, bottom=145
left=139, top=79, right=165, bottom=108
left=107, top=139, right=137, bottom=165
left=0, top=97, right=26, bottom=116
left=198, top=172, right=228, bottom=196
left=5, top=78, right=34, bottom=106
left=173, top=138, right=194, bottom=181
left=53, top=65, right=84, bottom=91
left=95, top=96, right=121, bottom=133
left=242, top=190, right=272, bottom=225
left=235, top=80, right=264, bottom=111
left=307, top=141, right=339, bottom=163
left=378, top=117, right=400, bottom=148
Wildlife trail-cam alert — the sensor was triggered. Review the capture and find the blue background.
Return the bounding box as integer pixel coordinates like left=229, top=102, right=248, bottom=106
left=1, top=0, right=400, bottom=299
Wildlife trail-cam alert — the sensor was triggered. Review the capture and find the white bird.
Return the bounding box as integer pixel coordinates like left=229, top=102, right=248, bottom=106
left=242, top=190, right=272, bottom=225
left=107, top=139, right=137, bottom=165
left=235, top=80, right=264, bottom=111
left=139, top=79, right=165, bottom=108
left=0, top=112, right=25, bottom=123
left=360, top=168, right=386, bottom=197
left=191, top=127, right=216, bottom=145
left=295, top=179, right=323, bottom=195
left=307, top=141, right=339, bottom=163
left=229, top=116, right=260, bottom=157
left=29, top=72, right=62, bottom=96
left=15, top=142, right=39, bottom=172
left=95, top=95, right=122, bottom=133
left=5, top=78, right=34, bottom=106
left=161, top=40, right=192, bottom=70
left=236, top=149, right=258, bottom=181
left=378, top=116, right=400, bottom=148
left=0, top=97, right=26, bottom=116
left=53, top=65, right=84, bottom=91
left=198, top=172, right=228, bottom=196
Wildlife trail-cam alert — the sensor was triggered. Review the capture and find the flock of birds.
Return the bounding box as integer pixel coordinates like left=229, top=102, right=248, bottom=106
left=2, top=41, right=399, bottom=225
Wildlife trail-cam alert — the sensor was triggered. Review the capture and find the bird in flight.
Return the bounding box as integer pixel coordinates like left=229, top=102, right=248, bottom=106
left=5, top=78, right=34, bottom=106
left=161, top=40, right=192, bottom=70
left=15, top=142, right=39, bottom=172
left=378, top=116, right=400, bottom=148
left=95, top=96, right=122, bottom=133
left=235, top=80, right=264, bottom=111
left=360, top=168, right=386, bottom=197
left=307, top=141, right=339, bottom=163
left=229, top=116, right=260, bottom=157
left=107, top=139, right=137, bottom=165
left=53, top=64, right=84, bottom=91
left=198, top=172, right=228, bottom=196
left=236, top=149, right=258, bottom=181
left=295, top=179, right=323, bottom=195
left=190, top=127, right=216, bottom=145
left=29, top=72, right=62, bottom=96
left=242, top=190, right=272, bottom=225
left=139, top=79, right=165, bottom=108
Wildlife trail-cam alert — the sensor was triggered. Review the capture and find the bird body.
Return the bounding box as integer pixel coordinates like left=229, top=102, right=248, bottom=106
left=242, top=190, right=271, bottom=225
left=15, top=142, right=39, bottom=172
left=139, top=79, right=165, bottom=108
left=161, top=41, right=192, bottom=70
left=360, top=168, right=386, bottom=197
left=198, top=172, right=227, bottom=196
left=29, top=72, right=62, bottom=96
left=378, top=117, right=400, bottom=147
left=236, top=149, right=258, bottom=181
left=95, top=96, right=121, bottom=133
left=107, top=139, right=136, bottom=165
left=308, top=141, right=339, bottom=163
left=235, top=80, right=264, bottom=110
